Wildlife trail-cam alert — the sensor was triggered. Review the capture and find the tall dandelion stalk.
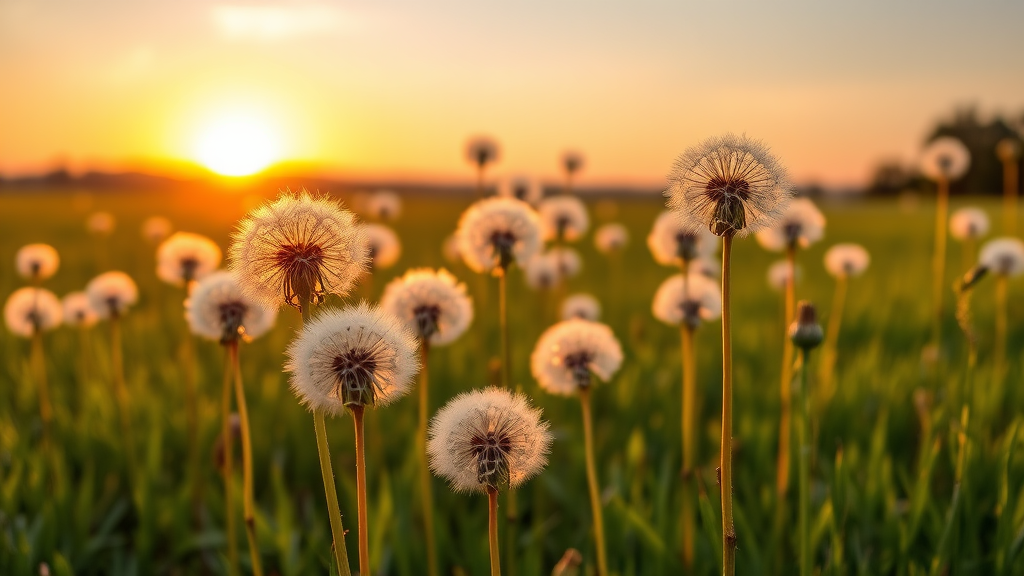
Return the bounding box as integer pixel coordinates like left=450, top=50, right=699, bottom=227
left=997, top=138, right=1022, bottom=235
left=818, top=244, right=870, bottom=399
left=954, top=266, right=987, bottom=409
left=5, top=287, right=62, bottom=450
left=532, top=319, right=624, bottom=575
left=62, top=292, right=99, bottom=393
left=978, top=238, right=1024, bottom=383
left=789, top=302, right=824, bottom=576
left=666, top=133, right=791, bottom=575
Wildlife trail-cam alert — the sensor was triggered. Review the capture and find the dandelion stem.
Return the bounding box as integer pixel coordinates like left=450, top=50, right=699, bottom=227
left=580, top=387, right=608, bottom=576
left=931, top=175, right=950, bottom=351
left=417, top=340, right=438, bottom=576
left=776, top=244, right=796, bottom=503
left=488, top=486, right=502, bottom=576
left=30, top=329, right=53, bottom=449
left=183, top=322, right=202, bottom=523
left=720, top=233, right=737, bottom=576
left=797, top=348, right=813, bottom=576
left=110, top=316, right=137, bottom=489
left=681, top=322, right=697, bottom=568
left=994, top=275, right=1008, bottom=383
left=352, top=405, right=371, bottom=576
left=221, top=344, right=240, bottom=576
left=230, top=341, right=264, bottom=576
left=498, top=269, right=511, bottom=388
left=819, top=274, right=847, bottom=402
left=1004, top=157, right=1019, bottom=235
left=314, top=409, right=352, bottom=576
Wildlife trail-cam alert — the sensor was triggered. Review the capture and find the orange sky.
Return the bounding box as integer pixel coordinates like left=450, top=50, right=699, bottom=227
left=1, top=1, right=1022, bottom=187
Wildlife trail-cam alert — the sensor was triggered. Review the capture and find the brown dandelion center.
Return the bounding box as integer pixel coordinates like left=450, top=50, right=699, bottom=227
left=680, top=300, right=702, bottom=331
left=30, top=261, right=41, bottom=277
left=513, top=184, right=528, bottom=199
left=782, top=222, right=803, bottom=245
left=674, top=232, right=699, bottom=261
left=275, top=242, right=327, bottom=309
left=490, top=230, right=517, bottom=270
left=563, top=351, right=594, bottom=389
left=471, top=431, right=513, bottom=488
left=180, top=257, right=199, bottom=282
left=705, top=177, right=751, bottom=237
left=218, top=301, right=248, bottom=343
left=556, top=216, right=571, bottom=239
left=413, top=304, right=442, bottom=339
left=331, top=347, right=380, bottom=407
left=105, top=296, right=121, bottom=319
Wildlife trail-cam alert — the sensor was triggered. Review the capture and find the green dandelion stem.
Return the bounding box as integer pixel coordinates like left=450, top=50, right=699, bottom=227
left=777, top=243, right=796, bottom=503
left=931, top=174, right=950, bottom=349
left=580, top=387, right=608, bottom=576
left=994, top=275, right=1008, bottom=382
left=798, top=347, right=813, bottom=576
left=314, top=409, right=352, bottom=576
left=230, top=340, right=264, bottom=576
left=221, top=343, right=239, bottom=576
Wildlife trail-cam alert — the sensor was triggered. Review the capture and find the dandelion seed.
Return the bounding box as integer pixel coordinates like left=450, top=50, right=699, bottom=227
left=498, top=176, right=544, bottom=205
left=652, top=273, right=722, bottom=330
left=594, top=223, right=629, bottom=255
left=5, top=287, right=62, bottom=338
left=86, top=211, right=116, bottom=236
left=62, top=292, right=98, bottom=328
left=950, top=208, right=990, bottom=242
left=380, top=268, right=473, bottom=346
left=86, top=271, right=139, bottom=319
left=824, top=243, right=870, bottom=279
left=141, top=216, right=174, bottom=244
left=456, top=197, right=541, bottom=274
left=16, top=244, right=60, bottom=282
left=229, top=190, right=367, bottom=311
left=755, top=198, right=826, bottom=252
left=186, top=271, right=278, bottom=343
left=538, top=196, right=589, bottom=242
left=647, top=210, right=719, bottom=267
left=157, top=232, right=223, bottom=287
left=560, top=294, right=601, bottom=321
left=920, top=136, right=971, bottom=181
left=531, top=318, right=623, bottom=396
left=360, top=223, right=402, bottom=271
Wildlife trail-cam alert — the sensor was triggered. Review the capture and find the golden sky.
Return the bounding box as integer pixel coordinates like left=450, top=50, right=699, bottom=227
left=1, top=1, right=1022, bottom=187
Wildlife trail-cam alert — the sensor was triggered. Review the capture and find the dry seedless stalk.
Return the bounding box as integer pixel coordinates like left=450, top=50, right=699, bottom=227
left=580, top=387, right=608, bottom=576
left=720, top=234, right=737, bottom=576
left=352, top=406, right=370, bottom=576
left=417, top=341, right=438, bottom=576
left=230, top=341, right=264, bottom=576
left=220, top=344, right=240, bottom=576
left=488, top=486, right=502, bottom=576
left=777, top=243, right=796, bottom=502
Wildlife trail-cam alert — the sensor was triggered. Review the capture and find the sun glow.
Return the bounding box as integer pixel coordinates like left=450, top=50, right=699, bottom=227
left=195, top=114, right=280, bottom=176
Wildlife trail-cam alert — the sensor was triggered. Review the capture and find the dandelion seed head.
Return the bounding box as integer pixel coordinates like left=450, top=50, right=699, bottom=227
left=156, top=232, right=223, bottom=287
left=86, top=211, right=116, bottom=236
left=824, top=243, right=871, bottom=279
left=466, top=136, right=500, bottom=168
left=647, top=210, right=719, bottom=266
left=456, top=197, right=542, bottom=274
left=366, top=190, right=402, bottom=222
left=691, top=257, right=721, bottom=279
left=755, top=198, right=826, bottom=251
left=380, top=268, right=473, bottom=346
left=498, top=176, right=544, bottom=205
left=531, top=319, right=623, bottom=396
left=665, top=133, right=791, bottom=237
left=524, top=251, right=561, bottom=290
left=427, top=387, right=552, bottom=493
left=286, top=302, right=419, bottom=416
left=538, top=196, right=589, bottom=242
left=560, top=293, right=601, bottom=321
left=229, top=190, right=368, bottom=310
left=186, top=270, right=278, bottom=342
left=86, top=271, right=138, bottom=319
left=920, top=136, right=971, bottom=181
left=767, top=259, right=800, bottom=291
left=562, top=151, right=584, bottom=175
left=141, top=216, right=174, bottom=244
left=62, top=291, right=98, bottom=328
left=594, top=223, right=629, bottom=254
left=652, top=273, right=722, bottom=329
left=360, top=223, right=402, bottom=271
left=16, top=244, right=60, bottom=281
left=4, top=287, right=62, bottom=337
left=979, top=237, right=1024, bottom=277
left=549, top=247, right=582, bottom=279
left=949, top=207, right=990, bottom=241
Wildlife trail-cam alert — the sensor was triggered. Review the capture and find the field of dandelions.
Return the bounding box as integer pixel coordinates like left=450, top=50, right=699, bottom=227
left=3, top=139, right=1024, bottom=576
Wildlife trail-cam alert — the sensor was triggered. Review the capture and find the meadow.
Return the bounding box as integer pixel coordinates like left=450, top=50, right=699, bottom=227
left=2, top=187, right=1023, bottom=576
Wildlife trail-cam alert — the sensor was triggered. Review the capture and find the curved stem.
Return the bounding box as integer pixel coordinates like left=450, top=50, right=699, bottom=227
left=352, top=406, right=371, bottom=576
left=721, top=234, right=737, bottom=576
left=221, top=345, right=239, bottom=576
left=580, top=388, right=608, bottom=576
left=231, top=341, right=264, bottom=576
left=417, top=342, right=438, bottom=576
left=488, top=486, right=502, bottom=576
left=681, top=324, right=697, bottom=567
left=932, top=176, right=950, bottom=350
left=314, top=410, right=352, bottom=576
left=498, top=270, right=511, bottom=389
left=777, top=244, right=796, bottom=502
left=995, top=275, right=1008, bottom=382
left=798, top=348, right=812, bottom=576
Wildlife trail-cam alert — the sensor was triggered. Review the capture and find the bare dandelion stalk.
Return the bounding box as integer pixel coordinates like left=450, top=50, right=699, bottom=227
left=720, top=234, right=737, bottom=576
left=352, top=406, right=371, bottom=576
left=931, top=174, right=950, bottom=350
left=110, top=315, right=138, bottom=487
left=488, top=486, right=502, bottom=576
left=999, top=139, right=1021, bottom=235
left=819, top=274, right=847, bottom=396
left=680, top=321, right=697, bottom=566
left=220, top=344, right=240, bottom=576
left=30, top=328, right=54, bottom=450
left=776, top=243, right=796, bottom=503
left=417, top=341, right=438, bottom=576
left=994, top=275, right=1008, bottom=382
left=230, top=341, right=263, bottom=576
left=579, top=387, right=608, bottom=576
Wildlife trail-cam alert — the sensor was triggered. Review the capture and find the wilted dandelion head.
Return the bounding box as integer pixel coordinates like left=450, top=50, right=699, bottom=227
left=594, top=223, right=629, bottom=254
left=186, top=271, right=278, bottom=343
left=531, top=319, right=623, bottom=396
left=767, top=259, right=800, bottom=291
left=647, top=210, right=719, bottom=266
left=427, top=387, right=552, bottom=493
left=497, top=176, right=544, bottom=205
left=141, top=216, right=174, bottom=244
left=560, top=293, right=601, bottom=322
left=949, top=207, right=990, bottom=241
left=229, top=191, right=368, bottom=310
left=979, top=237, right=1024, bottom=278
left=16, top=244, right=60, bottom=281
left=538, top=196, right=590, bottom=242
left=86, top=271, right=139, bottom=319
left=366, top=190, right=402, bottom=222
left=996, top=138, right=1023, bottom=162
left=86, top=211, right=116, bottom=236
left=920, top=136, right=971, bottom=181
left=666, top=134, right=791, bottom=238
left=380, top=268, right=473, bottom=346
left=359, top=223, right=401, bottom=272
left=456, top=197, right=542, bottom=274
left=62, top=292, right=98, bottom=328
left=466, top=136, right=500, bottom=169
left=286, top=302, right=419, bottom=415
left=562, top=151, right=584, bottom=175
left=755, top=198, right=826, bottom=251
left=824, top=243, right=870, bottom=279
left=524, top=252, right=561, bottom=291
left=157, top=232, right=222, bottom=287
left=652, top=273, right=722, bottom=330
left=4, top=287, right=62, bottom=337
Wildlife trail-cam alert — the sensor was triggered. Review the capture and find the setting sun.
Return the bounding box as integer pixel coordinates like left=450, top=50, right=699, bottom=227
left=195, top=114, right=280, bottom=176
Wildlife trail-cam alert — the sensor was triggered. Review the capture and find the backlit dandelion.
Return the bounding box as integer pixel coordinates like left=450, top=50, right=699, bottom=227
left=428, top=388, right=552, bottom=576
left=16, top=244, right=60, bottom=283
left=498, top=176, right=544, bottom=205
left=531, top=318, right=622, bottom=575
left=86, top=211, right=116, bottom=236
left=997, top=138, right=1022, bottom=234
left=524, top=252, right=561, bottom=291
left=767, top=259, right=800, bottom=291
left=229, top=191, right=367, bottom=316
left=819, top=243, right=870, bottom=400
left=561, top=293, right=601, bottom=321
left=979, top=237, right=1024, bottom=382
left=594, top=223, right=628, bottom=255
left=549, top=246, right=582, bottom=279
left=62, top=292, right=98, bottom=328
left=647, top=210, right=718, bottom=269
left=921, top=136, right=971, bottom=182
left=366, top=190, right=402, bottom=222
left=360, top=223, right=402, bottom=272
left=4, top=287, right=62, bottom=447
left=652, top=273, right=722, bottom=330
left=141, top=216, right=173, bottom=244
left=157, top=232, right=222, bottom=288
left=562, top=150, right=584, bottom=194
left=950, top=207, right=990, bottom=242
left=755, top=198, right=826, bottom=251
left=467, top=136, right=501, bottom=196
left=538, top=196, right=590, bottom=242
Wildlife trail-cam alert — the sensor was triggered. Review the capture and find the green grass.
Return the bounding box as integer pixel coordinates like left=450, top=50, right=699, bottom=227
left=1, top=188, right=1023, bottom=575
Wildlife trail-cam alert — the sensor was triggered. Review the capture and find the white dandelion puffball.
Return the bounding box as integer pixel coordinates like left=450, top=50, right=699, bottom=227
left=531, top=319, right=624, bottom=396
left=538, top=196, right=590, bottom=242
left=186, top=271, right=278, bottom=342
left=62, top=292, right=98, bottom=328
left=692, top=257, right=721, bottom=279
left=498, top=176, right=544, bottom=205
left=652, top=273, right=722, bottom=329
left=755, top=198, right=826, bottom=251
left=157, top=232, right=223, bottom=286
left=466, top=136, right=501, bottom=168
left=524, top=252, right=561, bottom=290
left=5, top=288, right=62, bottom=337
left=647, top=210, right=719, bottom=266
left=456, top=197, right=542, bottom=273
left=824, top=243, right=871, bottom=278
left=141, top=216, right=173, bottom=243
left=767, top=260, right=801, bottom=291
left=920, top=136, right=971, bottom=181
left=442, top=234, right=462, bottom=264
left=666, top=133, right=791, bottom=237
left=380, top=268, right=473, bottom=346
left=16, top=244, right=60, bottom=281
left=594, top=223, right=629, bottom=254
left=979, top=237, right=1024, bottom=277
left=427, top=387, right=552, bottom=493
left=87, top=211, right=116, bottom=236
left=549, top=247, right=582, bottom=279
left=949, top=207, right=990, bottom=241
left=361, top=223, right=402, bottom=270
left=286, top=302, right=420, bottom=415
left=366, top=190, right=402, bottom=222
left=86, top=271, right=138, bottom=319
left=561, top=294, right=601, bottom=321
left=229, top=191, right=368, bottom=309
